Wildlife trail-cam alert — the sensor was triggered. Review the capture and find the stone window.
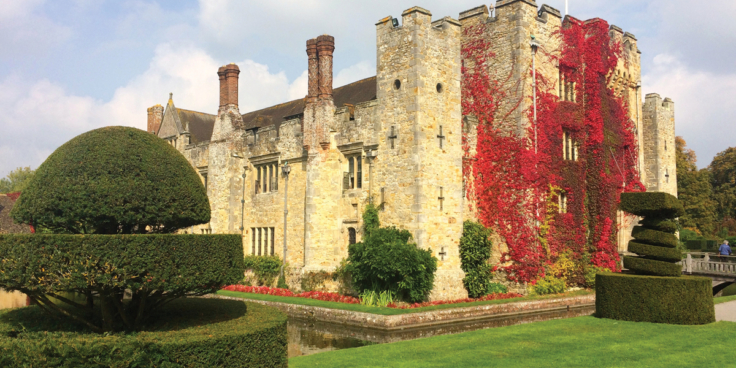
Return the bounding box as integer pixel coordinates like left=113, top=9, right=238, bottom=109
left=559, top=191, right=568, bottom=214
left=348, top=227, right=356, bottom=245
left=343, top=155, right=362, bottom=190
left=563, top=130, right=577, bottom=161
left=200, top=228, right=212, bottom=234
left=251, top=227, right=275, bottom=256
left=559, top=68, right=575, bottom=102
left=255, top=163, right=278, bottom=194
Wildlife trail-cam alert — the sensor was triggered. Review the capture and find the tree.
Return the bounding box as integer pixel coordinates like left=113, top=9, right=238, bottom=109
left=11, top=126, right=210, bottom=234
left=0, top=126, right=244, bottom=332
left=0, top=166, right=35, bottom=194
left=710, top=146, right=736, bottom=224
left=676, top=136, right=717, bottom=236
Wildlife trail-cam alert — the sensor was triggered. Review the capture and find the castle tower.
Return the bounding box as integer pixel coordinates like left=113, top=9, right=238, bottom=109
left=208, top=63, right=247, bottom=235
left=302, top=35, right=344, bottom=272
left=374, top=7, right=466, bottom=300
left=642, top=93, right=677, bottom=196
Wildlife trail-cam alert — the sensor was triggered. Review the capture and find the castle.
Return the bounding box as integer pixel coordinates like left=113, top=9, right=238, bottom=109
left=146, top=1, right=676, bottom=299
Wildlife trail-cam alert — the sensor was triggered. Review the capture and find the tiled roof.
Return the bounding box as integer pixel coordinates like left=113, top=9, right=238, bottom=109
left=176, top=108, right=216, bottom=144
left=0, top=194, right=31, bottom=234
left=241, top=76, right=377, bottom=130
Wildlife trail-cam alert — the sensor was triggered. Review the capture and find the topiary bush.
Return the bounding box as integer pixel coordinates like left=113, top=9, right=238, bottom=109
left=596, top=273, right=715, bottom=324
left=0, top=298, right=287, bottom=368
left=0, top=126, right=238, bottom=332
left=346, top=227, right=437, bottom=303
left=11, top=126, right=209, bottom=234
left=459, top=221, right=494, bottom=298
left=0, top=234, right=244, bottom=332
left=619, top=192, right=684, bottom=276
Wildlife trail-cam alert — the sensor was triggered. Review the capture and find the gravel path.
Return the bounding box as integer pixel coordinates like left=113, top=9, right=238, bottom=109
left=715, top=300, right=736, bottom=322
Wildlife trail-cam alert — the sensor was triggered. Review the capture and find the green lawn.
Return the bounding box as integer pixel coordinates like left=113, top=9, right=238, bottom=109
left=216, top=289, right=593, bottom=315
left=715, top=294, right=736, bottom=304
left=289, top=316, right=736, bottom=368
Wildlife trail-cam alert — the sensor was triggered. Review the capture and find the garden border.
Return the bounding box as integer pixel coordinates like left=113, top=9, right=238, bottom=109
left=209, top=292, right=595, bottom=330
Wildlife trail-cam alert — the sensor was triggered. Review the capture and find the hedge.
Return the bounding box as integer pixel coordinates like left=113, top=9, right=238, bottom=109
left=596, top=273, right=715, bottom=325
left=640, top=216, right=678, bottom=233
left=0, top=298, right=287, bottom=367
left=628, top=241, right=682, bottom=262
left=11, top=126, right=210, bottom=234
left=0, top=234, right=245, bottom=331
left=623, top=256, right=682, bottom=277
left=631, top=226, right=678, bottom=248
left=619, top=192, right=685, bottom=218
left=685, top=239, right=706, bottom=250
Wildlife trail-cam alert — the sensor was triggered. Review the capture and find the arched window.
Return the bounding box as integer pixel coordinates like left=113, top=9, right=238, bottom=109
left=348, top=227, right=357, bottom=245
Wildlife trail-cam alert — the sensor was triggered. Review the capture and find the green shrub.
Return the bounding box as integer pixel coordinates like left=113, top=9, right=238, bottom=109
left=359, top=290, right=394, bottom=307
left=623, top=256, right=682, bottom=277
left=596, top=273, right=714, bottom=324
left=459, top=221, right=494, bottom=298
left=640, top=216, right=679, bottom=233
left=620, top=192, right=685, bottom=218
left=11, top=126, right=209, bottom=234
left=685, top=239, right=706, bottom=250
left=346, top=227, right=436, bottom=303
left=584, top=266, right=610, bottom=289
left=486, top=282, right=508, bottom=295
left=628, top=241, right=682, bottom=262
left=300, top=270, right=332, bottom=292
left=277, top=274, right=288, bottom=290
left=0, top=298, right=287, bottom=367
left=332, top=258, right=355, bottom=295
left=532, top=275, right=566, bottom=295
left=362, top=202, right=380, bottom=238
left=631, top=227, right=678, bottom=248
left=243, top=255, right=281, bottom=286
left=0, top=234, right=244, bottom=332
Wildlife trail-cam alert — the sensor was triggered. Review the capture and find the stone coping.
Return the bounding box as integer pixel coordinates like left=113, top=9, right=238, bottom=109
left=209, top=293, right=595, bottom=331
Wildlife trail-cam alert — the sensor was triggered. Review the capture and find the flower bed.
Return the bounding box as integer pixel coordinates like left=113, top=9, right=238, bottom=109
left=221, top=285, right=523, bottom=309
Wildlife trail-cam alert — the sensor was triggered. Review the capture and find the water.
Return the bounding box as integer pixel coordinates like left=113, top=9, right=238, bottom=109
left=287, top=305, right=595, bottom=358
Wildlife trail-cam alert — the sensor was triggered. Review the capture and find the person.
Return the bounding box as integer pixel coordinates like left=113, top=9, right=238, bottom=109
left=718, top=240, right=732, bottom=257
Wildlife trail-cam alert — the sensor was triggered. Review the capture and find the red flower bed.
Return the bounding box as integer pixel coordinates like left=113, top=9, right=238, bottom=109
left=221, top=285, right=522, bottom=309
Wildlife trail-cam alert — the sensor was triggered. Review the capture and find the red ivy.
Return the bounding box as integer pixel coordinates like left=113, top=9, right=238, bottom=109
left=463, top=19, right=643, bottom=284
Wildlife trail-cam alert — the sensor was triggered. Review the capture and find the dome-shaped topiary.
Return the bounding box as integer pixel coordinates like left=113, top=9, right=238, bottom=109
left=12, top=126, right=210, bottom=234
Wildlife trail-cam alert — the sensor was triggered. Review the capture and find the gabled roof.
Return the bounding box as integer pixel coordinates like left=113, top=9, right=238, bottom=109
left=241, top=76, right=377, bottom=130
left=177, top=109, right=216, bottom=144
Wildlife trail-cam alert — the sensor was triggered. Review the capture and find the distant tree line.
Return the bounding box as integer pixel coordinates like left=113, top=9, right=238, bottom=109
left=0, top=167, right=35, bottom=194
left=676, top=137, right=736, bottom=239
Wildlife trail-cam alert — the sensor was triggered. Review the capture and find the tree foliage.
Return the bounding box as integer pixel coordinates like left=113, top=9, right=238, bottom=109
left=11, top=126, right=210, bottom=234
left=710, top=146, right=736, bottom=224
left=675, top=136, right=717, bottom=236
left=0, top=166, right=35, bottom=194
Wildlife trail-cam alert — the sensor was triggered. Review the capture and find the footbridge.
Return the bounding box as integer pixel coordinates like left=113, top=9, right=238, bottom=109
left=681, top=252, right=736, bottom=295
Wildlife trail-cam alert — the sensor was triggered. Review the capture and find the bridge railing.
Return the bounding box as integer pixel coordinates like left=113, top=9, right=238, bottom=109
left=682, top=252, right=736, bottom=275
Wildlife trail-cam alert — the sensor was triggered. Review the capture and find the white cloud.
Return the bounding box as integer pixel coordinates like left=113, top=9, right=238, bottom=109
left=643, top=53, right=736, bottom=168
left=0, top=0, right=72, bottom=57
left=334, top=61, right=374, bottom=88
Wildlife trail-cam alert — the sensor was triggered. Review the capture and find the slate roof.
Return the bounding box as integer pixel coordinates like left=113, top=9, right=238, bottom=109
left=0, top=194, right=31, bottom=234
left=176, top=108, right=216, bottom=144
left=241, top=76, right=377, bottom=131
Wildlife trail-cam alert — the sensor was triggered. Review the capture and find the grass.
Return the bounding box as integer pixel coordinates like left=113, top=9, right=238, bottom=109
left=714, top=294, right=736, bottom=304
left=289, top=316, right=736, bottom=368
left=216, top=289, right=593, bottom=316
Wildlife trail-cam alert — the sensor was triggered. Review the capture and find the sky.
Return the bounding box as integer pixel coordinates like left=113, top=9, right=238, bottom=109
left=1, top=0, right=734, bottom=177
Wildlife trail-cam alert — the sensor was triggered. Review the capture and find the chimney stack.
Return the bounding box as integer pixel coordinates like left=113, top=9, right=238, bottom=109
left=218, top=63, right=240, bottom=108
left=306, top=38, right=319, bottom=102
left=316, top=35, right=335, bottom=99
left=147, top=104, right=164, bottom=134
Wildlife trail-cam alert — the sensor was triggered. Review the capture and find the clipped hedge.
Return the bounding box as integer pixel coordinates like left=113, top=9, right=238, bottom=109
left=0, top=234, right=245, bottom=331
left=623, top=256, right=682, bottom=277
left=631, top=226, right=678, bottom=248
left=0, top=298, right=287, bottom=368
left=619, top=192, right=685, bottom=218
left=628, top=242, right=681, bottom=262
left=685, top=239, right=706, bottom=250
left=596, top=273, right=715, bottom=325
left=640, top=216, right=678, bottom=233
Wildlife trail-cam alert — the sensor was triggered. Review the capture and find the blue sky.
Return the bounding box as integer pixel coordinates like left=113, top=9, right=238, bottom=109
left=1, top=0, right=734, bottom=177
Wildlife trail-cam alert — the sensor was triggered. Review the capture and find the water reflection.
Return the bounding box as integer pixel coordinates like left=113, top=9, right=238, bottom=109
left=288, top=305, right=595, bottom=357
left=0, top=289, right=29, bottom=310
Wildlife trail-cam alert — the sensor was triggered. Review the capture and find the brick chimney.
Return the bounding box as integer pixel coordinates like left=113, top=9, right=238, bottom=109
left=217, top=63, right=240, bottom=108
left=316, top=35, right=335, bottom=99
left=306, top=38, right=319, bottom=102
left=147, top=104, right=164, bottom=134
